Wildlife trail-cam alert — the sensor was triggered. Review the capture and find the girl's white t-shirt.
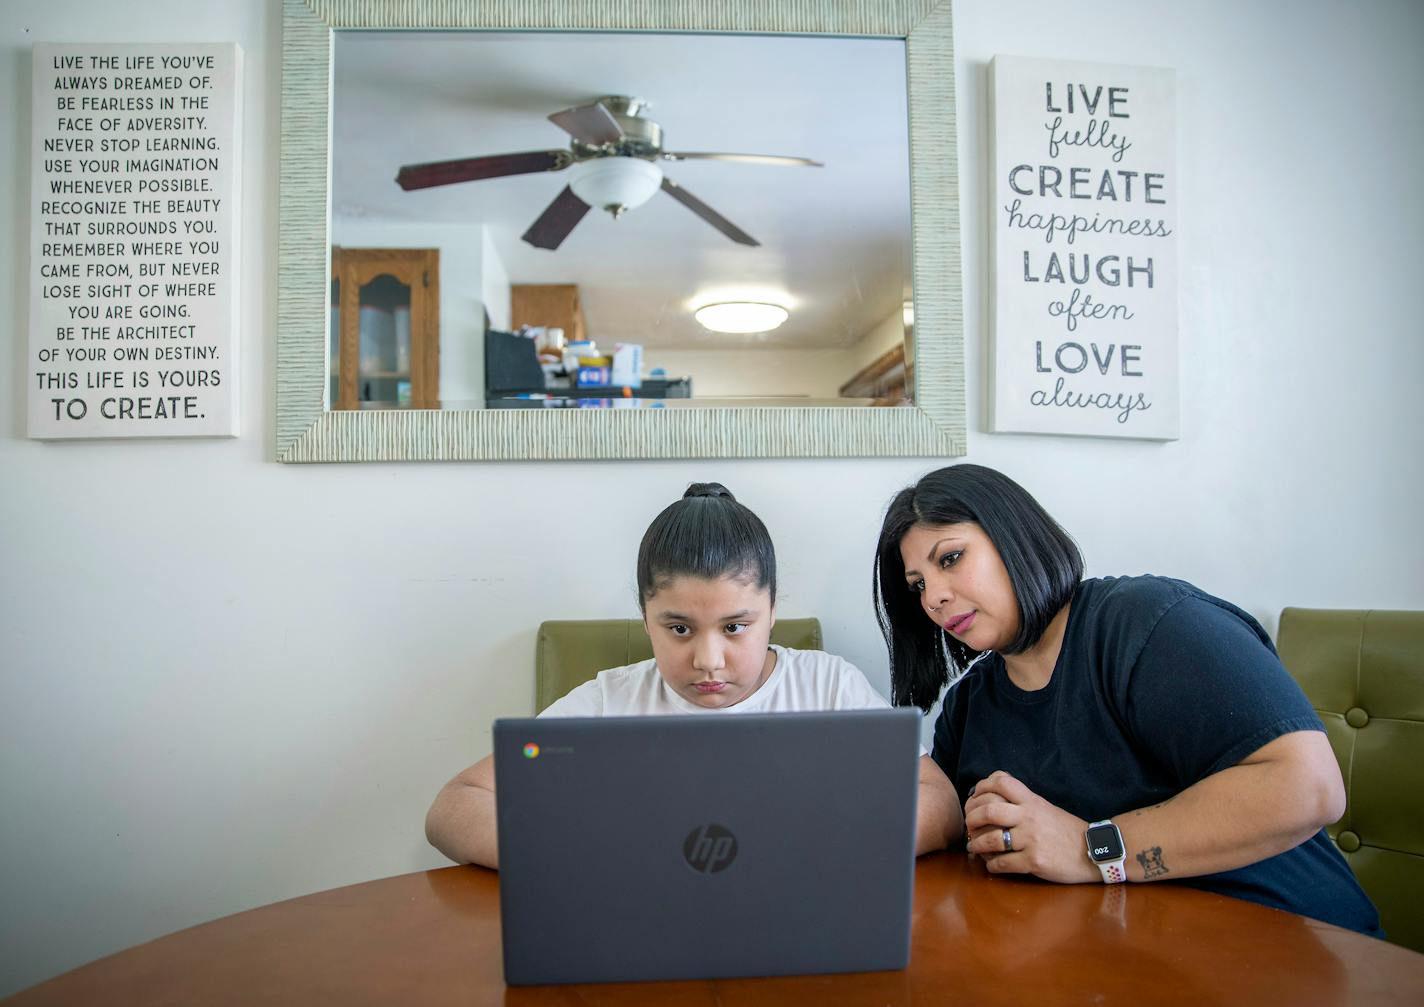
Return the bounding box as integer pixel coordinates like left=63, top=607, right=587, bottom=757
left=539, top=645, right=892, bottom=718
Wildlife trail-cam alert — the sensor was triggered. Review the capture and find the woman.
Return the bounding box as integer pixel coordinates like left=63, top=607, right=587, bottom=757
left=426, top=482, right=959, bottom=868
left=874, top=464, right=1380, bottom=935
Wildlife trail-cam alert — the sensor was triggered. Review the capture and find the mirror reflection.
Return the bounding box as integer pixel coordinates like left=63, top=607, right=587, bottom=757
left=330, top=31, right=913, bottom=411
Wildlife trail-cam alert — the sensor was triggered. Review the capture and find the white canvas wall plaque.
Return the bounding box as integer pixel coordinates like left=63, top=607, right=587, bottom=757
left=28, top=42, right=243, bottom=439
left=988, top=55, right=1177, bottom=440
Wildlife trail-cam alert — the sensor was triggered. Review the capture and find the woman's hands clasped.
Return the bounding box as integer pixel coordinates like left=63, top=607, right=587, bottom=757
left=963, top=771, right=1099, bottom=884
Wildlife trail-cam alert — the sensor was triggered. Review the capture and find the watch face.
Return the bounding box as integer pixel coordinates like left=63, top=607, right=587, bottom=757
left=1086, top=823, right=1124, bottom=863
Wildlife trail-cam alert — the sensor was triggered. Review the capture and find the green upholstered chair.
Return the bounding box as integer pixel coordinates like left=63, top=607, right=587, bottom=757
left=535, top=618, right=823, bottom=714
left=1277, top=608, right=1424, bottom=952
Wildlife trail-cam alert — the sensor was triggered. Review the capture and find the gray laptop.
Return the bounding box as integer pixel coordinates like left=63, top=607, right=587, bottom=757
left=493, top=707, right=920, bottom=986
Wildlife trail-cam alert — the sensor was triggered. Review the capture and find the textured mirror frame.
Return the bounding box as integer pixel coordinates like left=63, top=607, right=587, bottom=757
left=277, top=0, right=964, bottom=462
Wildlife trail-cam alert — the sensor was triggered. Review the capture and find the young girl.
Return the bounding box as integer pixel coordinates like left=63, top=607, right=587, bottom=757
left=426, top=482, right=960, bottom=868
left=873, top=463, right=1380, bottom=935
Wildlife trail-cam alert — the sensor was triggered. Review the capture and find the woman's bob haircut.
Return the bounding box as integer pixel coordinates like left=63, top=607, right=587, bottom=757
left=874, top=464, right=1083, bottom=710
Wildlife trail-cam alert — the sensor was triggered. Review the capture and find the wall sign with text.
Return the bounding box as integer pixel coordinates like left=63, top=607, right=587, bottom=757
left=28, top=42, right=243, bottom=440
left=988, top=55, right=1177, bottom=440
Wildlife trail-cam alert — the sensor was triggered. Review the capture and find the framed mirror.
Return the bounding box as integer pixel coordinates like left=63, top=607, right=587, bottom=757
left=278, top=0, right=964, bottom=462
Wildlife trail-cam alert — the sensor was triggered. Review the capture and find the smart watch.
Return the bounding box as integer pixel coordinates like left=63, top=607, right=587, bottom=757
left=1085, top=819, right=1127, bottom=884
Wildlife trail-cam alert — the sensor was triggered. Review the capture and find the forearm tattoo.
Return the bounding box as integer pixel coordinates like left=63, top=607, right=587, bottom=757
left=1130, top=798, right=1173, bottom=818
left=1136, top=846, right=1169, bottom=878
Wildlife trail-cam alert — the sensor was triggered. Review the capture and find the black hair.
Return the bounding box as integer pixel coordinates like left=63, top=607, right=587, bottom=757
left=873, top=464, right=1083, bottom=711
left=636, top=483, right=777, bottom=610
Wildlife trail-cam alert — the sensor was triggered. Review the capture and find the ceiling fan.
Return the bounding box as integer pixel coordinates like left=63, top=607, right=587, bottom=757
left=394, top=95, right=822, bottom=250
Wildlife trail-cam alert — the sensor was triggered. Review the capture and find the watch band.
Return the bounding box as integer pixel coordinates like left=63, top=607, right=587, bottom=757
left=1096, top=859, right=1127, bottom=884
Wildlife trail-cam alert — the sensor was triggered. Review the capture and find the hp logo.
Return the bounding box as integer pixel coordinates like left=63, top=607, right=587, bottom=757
left=682, top=824, right=738, bottom=874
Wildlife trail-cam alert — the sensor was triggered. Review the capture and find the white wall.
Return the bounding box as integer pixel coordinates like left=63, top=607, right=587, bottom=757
left=2, top=0, right=1422, bottom=996
left=648, top=346, right=855, bottom=398
left=846, top=307, right=910, bottom=378
left=481, top=227, right=510, bottom=333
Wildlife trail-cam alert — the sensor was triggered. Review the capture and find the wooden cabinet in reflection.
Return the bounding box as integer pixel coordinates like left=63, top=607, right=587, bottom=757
left=510, top=283, right=586, bottom=344
left=330, top=248, right=440, bottom=410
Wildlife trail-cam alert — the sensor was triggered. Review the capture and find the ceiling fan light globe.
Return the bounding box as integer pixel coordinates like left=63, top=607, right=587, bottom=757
left=694, top=302, right=790, bottom=334
left=569, top=157, right=663, bottom=215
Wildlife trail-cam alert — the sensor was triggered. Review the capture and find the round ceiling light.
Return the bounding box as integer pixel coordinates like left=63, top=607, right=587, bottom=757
left=693, top=301, right=790, bottom=334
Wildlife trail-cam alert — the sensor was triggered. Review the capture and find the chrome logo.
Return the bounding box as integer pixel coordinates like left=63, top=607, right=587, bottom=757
left=522, top=743, right=540, bottom=759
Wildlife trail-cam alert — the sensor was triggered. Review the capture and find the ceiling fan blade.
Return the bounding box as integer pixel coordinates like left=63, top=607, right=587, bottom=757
left=521, top=186, right=592, bottom=250
left=662, top=152, right=824, bottom=168
left=548, top=101, right=625, bottom=146
left=660, top=178, right=759, bottom=247
left=395, top=150, right=570, bottom=191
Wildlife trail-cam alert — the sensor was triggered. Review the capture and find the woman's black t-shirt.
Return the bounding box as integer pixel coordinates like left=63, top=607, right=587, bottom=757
left=931, top=575, right=1381, bottom=936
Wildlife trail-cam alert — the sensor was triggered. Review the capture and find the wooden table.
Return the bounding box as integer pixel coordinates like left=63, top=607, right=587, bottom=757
left=8, top=855, right=1423, bottom=1005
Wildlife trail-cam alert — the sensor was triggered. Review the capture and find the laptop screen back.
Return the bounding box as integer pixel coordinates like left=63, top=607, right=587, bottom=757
left=494, top=708, right=920, bottom=985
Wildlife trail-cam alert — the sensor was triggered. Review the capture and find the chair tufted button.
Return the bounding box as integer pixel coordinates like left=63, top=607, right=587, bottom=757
left=1345, top=707, right=1369, bottom=728
left=1337, top=830, right=1362, bottom=852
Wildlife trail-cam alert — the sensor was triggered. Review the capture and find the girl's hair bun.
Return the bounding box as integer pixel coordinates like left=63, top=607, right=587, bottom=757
left=683, top=482, right=735, bottom=501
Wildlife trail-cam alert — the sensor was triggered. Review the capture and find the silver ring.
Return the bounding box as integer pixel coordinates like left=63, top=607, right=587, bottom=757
left=1002, top=829, right=1013, bottom=852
